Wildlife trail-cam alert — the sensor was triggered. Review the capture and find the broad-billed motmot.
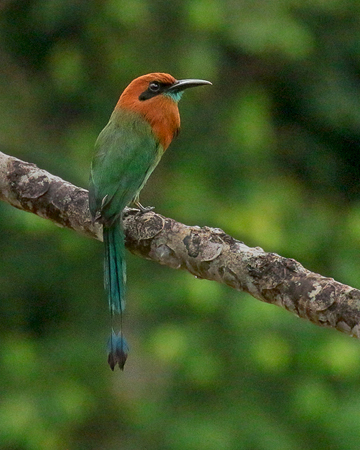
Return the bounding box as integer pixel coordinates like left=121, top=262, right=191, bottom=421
left=89, top=73, right=211, bottom=370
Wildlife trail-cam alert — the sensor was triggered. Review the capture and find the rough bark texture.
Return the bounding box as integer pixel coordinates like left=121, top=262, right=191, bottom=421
left=0, top=151, right=101, bottom=240
left=1, top=151, right=360, bottom=339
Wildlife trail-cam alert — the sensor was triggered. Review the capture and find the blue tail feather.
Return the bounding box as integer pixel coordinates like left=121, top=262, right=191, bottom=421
left=103, top=221, right=126, bottom=314
left=107, top=329, right=129, bottom=371
left=103, top=221, right=128, bottom=369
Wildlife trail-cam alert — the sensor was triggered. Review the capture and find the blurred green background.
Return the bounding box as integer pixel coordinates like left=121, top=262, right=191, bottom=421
left=1, top=0, right=360, bottom=449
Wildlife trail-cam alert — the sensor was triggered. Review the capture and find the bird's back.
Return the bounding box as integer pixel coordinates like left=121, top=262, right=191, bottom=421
left=89, top=108, right=162, bottom=225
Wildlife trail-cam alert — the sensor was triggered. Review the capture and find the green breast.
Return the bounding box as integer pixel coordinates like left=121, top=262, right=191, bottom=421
left=89, top=108, right=163, bottom=224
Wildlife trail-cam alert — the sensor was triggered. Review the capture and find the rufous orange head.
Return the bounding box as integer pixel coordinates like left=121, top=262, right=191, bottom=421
left=116, top=73, right=211, bottom=150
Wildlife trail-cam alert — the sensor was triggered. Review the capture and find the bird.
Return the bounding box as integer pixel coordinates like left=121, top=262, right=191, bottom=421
left=88, top=73, right=211, bottom=370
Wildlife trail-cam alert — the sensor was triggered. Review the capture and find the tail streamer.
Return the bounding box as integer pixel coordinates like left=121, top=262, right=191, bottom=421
left=103, top=221, right=128, bottom=370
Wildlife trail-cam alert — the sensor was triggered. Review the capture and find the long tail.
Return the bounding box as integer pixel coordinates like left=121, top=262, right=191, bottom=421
left=103, top=220, right=129, bottom=370
left=103, top=220, right=126, bottom=314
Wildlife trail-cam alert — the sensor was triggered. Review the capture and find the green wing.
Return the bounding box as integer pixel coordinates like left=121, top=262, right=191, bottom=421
left=89, top=110, right=162, bottom=224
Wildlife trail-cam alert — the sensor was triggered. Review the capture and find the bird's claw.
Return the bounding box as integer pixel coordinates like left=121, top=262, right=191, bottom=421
left=134, top=202, right=155, bottom=214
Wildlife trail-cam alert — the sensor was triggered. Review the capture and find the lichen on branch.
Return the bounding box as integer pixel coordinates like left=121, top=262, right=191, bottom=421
left=1, top=150, right=360, bottom=339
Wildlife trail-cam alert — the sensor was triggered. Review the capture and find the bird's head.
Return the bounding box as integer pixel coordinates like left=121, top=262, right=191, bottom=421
left=116, top=73, right=211, bottom=149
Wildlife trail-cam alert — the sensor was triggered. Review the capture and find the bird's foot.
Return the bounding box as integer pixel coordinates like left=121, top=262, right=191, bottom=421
left=134, top=201, right=155, bottom=214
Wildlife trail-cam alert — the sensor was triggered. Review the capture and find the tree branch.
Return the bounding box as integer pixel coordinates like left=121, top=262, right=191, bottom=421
left=1, top=150, right=360, bottom=339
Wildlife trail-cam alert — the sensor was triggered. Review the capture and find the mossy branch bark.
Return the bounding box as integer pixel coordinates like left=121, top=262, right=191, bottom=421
left=1, top=151, right=360, bottom=339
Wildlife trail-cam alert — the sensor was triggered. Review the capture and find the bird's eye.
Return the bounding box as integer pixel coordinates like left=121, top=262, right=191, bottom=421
left=149, top=81, right=161, bottom=93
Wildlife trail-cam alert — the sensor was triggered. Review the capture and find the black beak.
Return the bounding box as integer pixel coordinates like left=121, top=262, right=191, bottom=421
left=167, top=78, right=212, bottom=93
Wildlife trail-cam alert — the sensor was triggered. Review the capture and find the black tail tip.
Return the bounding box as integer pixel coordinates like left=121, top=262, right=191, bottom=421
left=108, top=350, right=128, bottom=371
left=107, top=330, right=129, bottom=371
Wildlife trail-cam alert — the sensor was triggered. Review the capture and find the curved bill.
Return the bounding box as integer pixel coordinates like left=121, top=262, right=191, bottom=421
left=167, top=79, right=212, bottom=93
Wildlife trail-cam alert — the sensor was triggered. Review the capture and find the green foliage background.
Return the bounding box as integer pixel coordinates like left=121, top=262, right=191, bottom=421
left=1, top=0, right=360, bottom=449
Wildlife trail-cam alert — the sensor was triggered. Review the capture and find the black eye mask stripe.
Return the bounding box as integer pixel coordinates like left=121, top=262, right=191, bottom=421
left=139, top=83, right=172, bottom=101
